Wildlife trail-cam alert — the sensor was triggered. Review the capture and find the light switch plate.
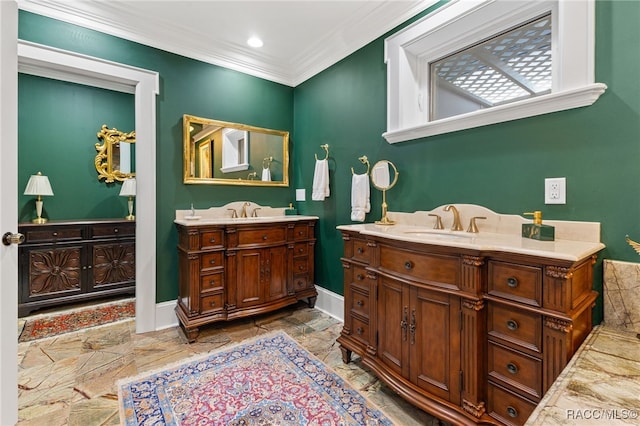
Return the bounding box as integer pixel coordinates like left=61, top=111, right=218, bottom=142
left=296, top=188, right=306, bottom=201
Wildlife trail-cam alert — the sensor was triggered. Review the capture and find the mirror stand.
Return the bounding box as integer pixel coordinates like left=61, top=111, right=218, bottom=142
left=375, top=188, right=395, bottom=225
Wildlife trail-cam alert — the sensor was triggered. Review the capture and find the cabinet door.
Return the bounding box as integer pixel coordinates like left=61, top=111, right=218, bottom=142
left=266, top=245, right=288, bottom=301
left=90, top=242, right=135, bottom=291
left=235, top=248, right=265, bottom=308
left=410, top=286, right=461, bottom=404
left=21, top=245, right=83, bottom=302
left=377, top=276, right=409, bottom=377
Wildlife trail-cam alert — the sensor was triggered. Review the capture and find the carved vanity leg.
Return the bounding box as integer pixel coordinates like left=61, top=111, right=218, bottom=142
left=307, top=296, right=317, bottom=308
left=181, top=324, right=200, bottom=343
left=340, top=346, right=353, bottom=364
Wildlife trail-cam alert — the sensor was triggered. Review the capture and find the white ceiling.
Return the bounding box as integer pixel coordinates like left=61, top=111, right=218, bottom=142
left=17, top=0, right=436, bottom=87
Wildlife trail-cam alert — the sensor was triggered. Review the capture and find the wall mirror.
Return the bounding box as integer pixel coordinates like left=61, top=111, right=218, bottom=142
left=95, top=124, right=136, bottom=183
left=370, top=160, right=399, bottom=225
left=183, top=114, right=289, bottom=186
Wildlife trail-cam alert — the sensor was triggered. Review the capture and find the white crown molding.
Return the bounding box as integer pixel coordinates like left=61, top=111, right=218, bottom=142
left=18, top=0, right=438, bottom=87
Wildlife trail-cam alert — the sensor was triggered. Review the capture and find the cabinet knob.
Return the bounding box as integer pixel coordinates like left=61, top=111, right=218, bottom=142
left=506, top=362, right=518, bottom=374
left=114, top=228, right=119, bottom=233
left=356, top=300, right=364, bottom=306
left=356, top=327, right=363, bottom=335
left=209, top=279, right=215, bottom=286
left=506, top=406, right=518, bottom=418
left=507, top=277, right=518, bottom=288
left=209, top=238, right=216, bottom=243
left=209, top=259, right=216, bottom=264
left=404, top=261, right=413, bottom=270
left=210, top=301, right=216, bottom=307
left=506, top=319, right=519, bottom=331
left=262, top=235, right=268, bottom=240
left=356, top=274, right=364, bottom=281
left=357, top=247, right=364, bottom=254
left=52, top=232, right=58, bottom=237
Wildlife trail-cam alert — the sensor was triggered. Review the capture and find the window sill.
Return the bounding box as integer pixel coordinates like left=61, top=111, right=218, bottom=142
left=383, top=83, right=607, bottom=144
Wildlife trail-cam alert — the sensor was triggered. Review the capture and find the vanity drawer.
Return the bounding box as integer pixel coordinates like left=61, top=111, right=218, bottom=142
left=488, top=261, right=542, bottom=307
left=293, top=274, right=312, bottom=291
left=488, top=341, right=542, bottom=400
left=200, top=229, right=224, bottom=250
left=201, top=251, right=224, bottom=272
left=292, top=224, right=310, bottom=241
left=352, top=239, right=371, bottom=264
left=238, top=227, right=286, bottom=246
left=293, top=257, right=309, bottom=274
left=380, top=245, right=459, bottom=287
left=350, top=284, right=371, bottom=319
left=200, top=293, right=224, bottom=315
left=488, top=302, right=542, bottom=354
left=488, top=382, right=536, bottom=426
left=293, top=242, right=309, bottom=257
left=24, top=226, right=83, bottom=243
left=350, top=315, right=370, bottom=347
left=200, top=271, right=224, bottom=293
left=92, top=223, right=135, bottom=239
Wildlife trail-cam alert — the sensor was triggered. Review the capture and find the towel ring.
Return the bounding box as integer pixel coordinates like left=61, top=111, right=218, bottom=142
left=263, top=156, right=273, bottom=169
left=315, top=144, right=329, bottom=160
left=351, top=155, right=370, bottom=175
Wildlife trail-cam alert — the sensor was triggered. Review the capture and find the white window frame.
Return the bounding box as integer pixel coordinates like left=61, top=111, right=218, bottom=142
left=383, top=0, right=606, bottom=144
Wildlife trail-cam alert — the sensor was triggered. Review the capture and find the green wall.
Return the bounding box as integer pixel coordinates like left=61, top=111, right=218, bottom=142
left=18, top=11, right=294, bottom=302
left=17, top=1, right=640, bottom=324
left=294, top=0, right=640, bottom=325
left=18, top=74, right=134, bottom=222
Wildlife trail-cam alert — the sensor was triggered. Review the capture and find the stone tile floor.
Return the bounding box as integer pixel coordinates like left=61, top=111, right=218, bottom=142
left=17, top=302, right=446, bottom=425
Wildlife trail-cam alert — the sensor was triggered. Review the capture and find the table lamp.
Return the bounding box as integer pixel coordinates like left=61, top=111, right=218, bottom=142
left=119, top=178, right=136, bottom=220
left=24, top=171, right=54, bottom=224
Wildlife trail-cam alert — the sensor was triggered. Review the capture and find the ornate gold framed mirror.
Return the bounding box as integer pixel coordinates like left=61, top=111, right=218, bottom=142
left=183, top=114, right=289, bottom=186
left=95, top=124, right=136, bottom=183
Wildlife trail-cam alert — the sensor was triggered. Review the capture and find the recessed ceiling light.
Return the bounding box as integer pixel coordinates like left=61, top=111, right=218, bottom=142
left=247, top=37, right=263, bottom=48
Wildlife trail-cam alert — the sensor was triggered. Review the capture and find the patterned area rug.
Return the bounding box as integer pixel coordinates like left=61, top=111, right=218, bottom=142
left=118, top=331, right=393, bottom=425
left=18, top=299, right=135, bottom=342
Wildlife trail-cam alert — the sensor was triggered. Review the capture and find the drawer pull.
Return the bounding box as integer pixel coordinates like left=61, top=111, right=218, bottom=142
left=507, top=277, right=518, bottom=288
left=209, top=238, right=216, bottom=243
left=356, top=327, right=363, bottom=335
left=262, top=235, right=268, bottom=240
left=506, top=319, right=519, bottom=331
left=298, top=248, right=304, bottom=253
left=357, top=247, right=364, bottom=254
left=356, top=274, right=364, bottom=281
left=356, top=300, right=364, bottom=307
left=52, top=232, right=58, bottom=237
left=209, top=279, right=215, bottom=286
left=404, top=261, right=413, bottom=270
left=506, top=362, right=518, bottom=374
left=506, top=406, right=518, bottom=418
left=210, top=301, right=216, bottom=307
left=114, top=228, right=119, bottom=233
left=209, top=259, right=216, bottom=265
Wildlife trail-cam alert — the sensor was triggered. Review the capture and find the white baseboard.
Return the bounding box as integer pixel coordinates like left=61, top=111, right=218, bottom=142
left=154, top=299, right=179, bottom=331
left=313, top=286, right=344, bottom=322
left=151, top=285, right=345, bottom=332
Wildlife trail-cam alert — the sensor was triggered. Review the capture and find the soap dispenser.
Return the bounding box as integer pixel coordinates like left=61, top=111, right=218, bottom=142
left=522, top=211, right=555, bottom=241
left=285, top=202, right=298, bottom=216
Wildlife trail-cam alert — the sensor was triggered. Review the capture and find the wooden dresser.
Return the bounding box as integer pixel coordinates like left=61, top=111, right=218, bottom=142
left=175, top=217, right=318, bottom=341
left=18, top=219, right=135, bottom=317
left=338, top=225, right=602, bottom=426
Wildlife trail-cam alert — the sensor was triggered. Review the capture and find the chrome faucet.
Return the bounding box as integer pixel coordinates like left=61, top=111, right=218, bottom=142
left=444, top=205, right=463, bottom=231
left=241, top=202, right=250, bottom=218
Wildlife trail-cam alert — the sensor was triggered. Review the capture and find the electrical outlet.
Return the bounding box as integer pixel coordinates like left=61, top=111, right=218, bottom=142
left=545, top=177, right=566, bottom=204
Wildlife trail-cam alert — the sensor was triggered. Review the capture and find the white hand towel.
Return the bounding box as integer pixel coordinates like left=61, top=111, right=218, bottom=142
left=312, top=158, right=330, bottom=201
left=261, top=167, right=271, bottom=181
left=372, top=161, right=390, bottom=188
left=351, top=173, right=370, bottom=222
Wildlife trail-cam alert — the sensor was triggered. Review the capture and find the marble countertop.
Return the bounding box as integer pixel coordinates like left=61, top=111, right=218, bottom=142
left=526, top=325, right=640, bottom=425
left=337, top=223, right=604, bottom=261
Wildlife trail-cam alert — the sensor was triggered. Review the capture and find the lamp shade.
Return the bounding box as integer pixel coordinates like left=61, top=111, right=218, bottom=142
left=24, top=172, right=54, bottom=196
left=119, top=178, right=136, bottom=197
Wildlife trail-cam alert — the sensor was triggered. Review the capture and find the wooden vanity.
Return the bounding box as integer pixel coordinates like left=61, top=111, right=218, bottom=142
left=337, top=208, right=604, bottom=426
left=175, top=213, right=318, bottom=342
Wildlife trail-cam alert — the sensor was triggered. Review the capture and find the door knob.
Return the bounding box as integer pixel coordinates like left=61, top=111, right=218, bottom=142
left=2, top=232, right=25, bottom=246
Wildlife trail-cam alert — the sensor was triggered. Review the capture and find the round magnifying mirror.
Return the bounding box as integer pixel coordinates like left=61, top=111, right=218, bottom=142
left=370, top=160, right=398, bottom=191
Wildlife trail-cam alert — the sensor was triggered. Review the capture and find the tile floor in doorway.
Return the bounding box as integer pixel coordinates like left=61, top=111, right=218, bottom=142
left=17, top=302, right=447, bottom=425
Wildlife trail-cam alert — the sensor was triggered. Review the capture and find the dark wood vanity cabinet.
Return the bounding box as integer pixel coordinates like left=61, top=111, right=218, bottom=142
left=338, top=229, right=600, bottom=426
left=18, top=219, right=135, bottom=317
left=175, top=219, right=317, bottom=342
